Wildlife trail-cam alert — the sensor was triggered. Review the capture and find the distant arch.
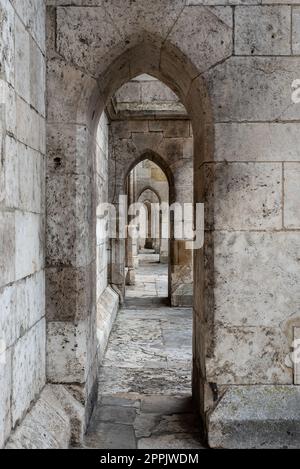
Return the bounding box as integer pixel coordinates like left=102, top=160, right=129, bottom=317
left=125, top=151, right=175, bottom=202
left=138, top=186, right=162, bottom=204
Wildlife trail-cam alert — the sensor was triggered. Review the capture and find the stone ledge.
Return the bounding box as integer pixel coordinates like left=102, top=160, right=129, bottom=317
left=97, top=286, right=119, bottom=363
left=5, top=385, right=84, bottom=449
left=208, top=385, right=300, bottom=449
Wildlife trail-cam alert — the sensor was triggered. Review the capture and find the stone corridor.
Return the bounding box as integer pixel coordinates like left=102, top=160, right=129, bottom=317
left=2, top=0, right=300, bottom=449
left=83, top=253, right=204, bottom=449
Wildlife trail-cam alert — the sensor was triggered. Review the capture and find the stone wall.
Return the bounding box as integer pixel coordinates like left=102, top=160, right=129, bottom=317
left=0, top=0, right=46, bottom=448
left=45, top=1, right=300, bottom=447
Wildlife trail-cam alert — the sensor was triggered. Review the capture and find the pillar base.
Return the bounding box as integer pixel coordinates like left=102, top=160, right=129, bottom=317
left=5, top=385, right=85, bottom=448
left=208, top=385, right=300, bottom=449
left=160, top=255, right=169, bottom=264
left=145, top=240, right=153, bottom=249
left=125, top=268, right=135, bottom=285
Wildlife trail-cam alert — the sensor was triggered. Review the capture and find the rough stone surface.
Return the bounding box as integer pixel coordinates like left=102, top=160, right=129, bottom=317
left=203, top=162, right=282, bottom=230
left=215, top=123, right=300, bottom=162
left=207, top=57, right=300, bottom=122
left=99, top=258, right=193, bottom=396
left=97, top=286, right=119, bottom=362
left=292, top=7, right=300, bottom=55
left=0, top=0, right=46, bottom=449
left=83, top=258, right=204, bottom=449
left=6, top=385, right=84, bottom=449
left=235, top=6, right=291, bottom=56
left=0, top=0, right=299, bottom=449
left=284, top=163, right=300, bottom=229
left=209, top=386, right=300, bottom=449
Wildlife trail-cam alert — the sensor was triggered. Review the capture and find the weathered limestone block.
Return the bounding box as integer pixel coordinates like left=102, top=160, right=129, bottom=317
left=215, top=123, right=300, bottom=162
left=0, top=271, right=45, bottom=387
left=15, top=16, right=30, bottom=104
left=203, top=162, right=282, bottom=230
left=100, top=0, right=186, bottom=47
left=167, top=6, right=232, bottom=76
left=49, top=384, right=85, bottom=447
left=158, top=137, right=184, bottom=162
left=46, top=57, right=99, bottom=125
left=171, top=282, right=193, bottom=307
left=5, top=384, right=84, bottom=449
left=5, top=138, right=44, bottom=213
left=46, top=265, right=94, bottom=322
left=149, top=120, right=190, bottom=138
left=16, top=96, right=44, bottom=152
left=47, top=124, right=92, bottom=175
left=15, top=211, right=44, bottom=280
left=0, top=283, right=16, bottom=349
left=3, top=136, right=18, bottom=208
left=30, top=36, right=46, bottom=117
left=206, top=325, right=291, bottom=384
left=47, top=320, right=89, bottom=383
left=132, top=132, right=164, bottom=156
left=0, top=211, right=15, bottom=287
left=292, top=7, right=300, bottom=54
left=160, top=44, right=193, bottom=99
left=284, top=163, right=300, bottom=229
left=96, top=286, right=119, bottom=362
left=235, top=6, right=291, bottom=55
left=12, top=319, right=46, bottom=427
left=110, top=120, right=149, bottom=139
left=18, top=144, right=44, bottom=213
left=0, top=349, right=11, bottom=448
left=208, top=386, right=300, bottom=449
left=211, top=231, right=300, bottom=328
left=11, top=0, right=46, bottom=53
left=0, top=128, right=4, bottom=206
left=187, top=0, right=260, bottom=3
left=115, top=81, right=141, bottom=103
left=108, top=139, right=137, bottom=190
left=15, top=271, right=45, bottom=340
left=0, top=0, right=15, bottom=85
left=56, top=6, right=123, bottom=77
left=263, top=0, right=300, bottom=3
left=0, top=80, right=16, bottom=135
left=207, top=57, right=300, bottom=122
left=46, top=174, right=94, bottom=267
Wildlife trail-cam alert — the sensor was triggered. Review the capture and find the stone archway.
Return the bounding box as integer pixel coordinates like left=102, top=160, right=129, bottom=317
left=138, top=187, right=161, bottom=203
left=46, top=4, right=298, bottom=446
left=0, top=0, right=299, bottom=450
left=46, top=1, right=216, bottom=431
left=115, top=151, right=190, bottom=306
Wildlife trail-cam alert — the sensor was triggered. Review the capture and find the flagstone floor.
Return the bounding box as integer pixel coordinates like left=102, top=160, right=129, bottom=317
left=83, top=252, right=205, bottom=449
